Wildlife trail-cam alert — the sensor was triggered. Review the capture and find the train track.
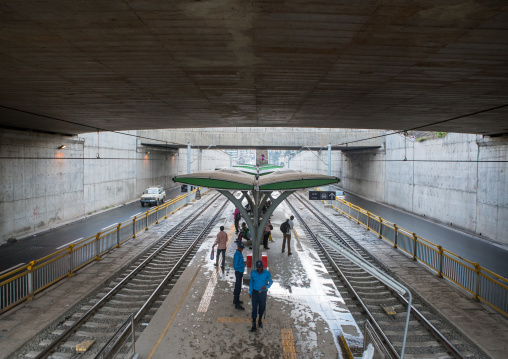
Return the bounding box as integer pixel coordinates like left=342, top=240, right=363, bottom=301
left=287, top=193, right=488, bottom=359
left=17, top=192, right=227, bottom=359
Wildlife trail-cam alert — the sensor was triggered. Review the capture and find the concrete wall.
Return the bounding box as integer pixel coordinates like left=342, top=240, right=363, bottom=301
left=0, top=130, right=86, bottom=241
left=288, top=149, right=341, bottom=178
left=142, top=128, right=385, bottom=148
left=176, top=147, right=230, bottom=175
left=287, top=132, right=508, bottom=245
left=0, top=129, right=223, bottom=244
left=338, top=133, right=508, bottom=245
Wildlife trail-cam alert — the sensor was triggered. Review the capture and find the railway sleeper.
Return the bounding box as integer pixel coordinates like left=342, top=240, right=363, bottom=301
left=375, top=320, right=425, bottom=330
left=108, top=299, right=147, bottom=307
left=82, top=322, right=119, bottom=329
left=115, top=287, right=155, bottom=300
left=97, top=306, right=136, bottom=313
left=353, top=287, right=391, bottom=294
left=364, top=298, right=401, bottom=306
left=37, top=340, right=78, bottom=350
left=120, top=285, right=159, bottom=293
left=144, top=265, right=175, bottom=271
left=347, top=281, right=382, bottom=288
left=133, top=273, right=167, bottom=280
left=91, top=313, right=130, bottom=321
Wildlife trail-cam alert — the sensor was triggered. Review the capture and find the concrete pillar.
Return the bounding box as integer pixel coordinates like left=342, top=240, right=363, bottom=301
left=328, top=143, right=332, bottom=202
left=187, top=142, right=191, bottom=203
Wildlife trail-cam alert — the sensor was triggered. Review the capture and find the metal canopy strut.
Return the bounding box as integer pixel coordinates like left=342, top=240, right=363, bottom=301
left=219, top=189, right=294, bottom=267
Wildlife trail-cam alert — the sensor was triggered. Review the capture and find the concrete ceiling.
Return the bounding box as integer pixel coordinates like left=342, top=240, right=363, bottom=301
left=1, top=1, right=508, bottom=136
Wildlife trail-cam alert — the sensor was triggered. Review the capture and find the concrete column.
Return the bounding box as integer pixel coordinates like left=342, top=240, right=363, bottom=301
left=328, top=143, right=332, bottom=202
left=187, top=142, right=191, bottom=203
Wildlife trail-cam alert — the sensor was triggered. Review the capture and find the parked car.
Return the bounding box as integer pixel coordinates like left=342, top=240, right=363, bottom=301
left=180, top=184, right=195, bottom=192
left=335, top=190, right=346, bottom=200
left=140, top=186, right=166, bottom=207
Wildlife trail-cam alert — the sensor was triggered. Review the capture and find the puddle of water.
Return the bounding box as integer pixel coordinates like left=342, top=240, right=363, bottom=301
left=269, top=240, right=364, bottom=355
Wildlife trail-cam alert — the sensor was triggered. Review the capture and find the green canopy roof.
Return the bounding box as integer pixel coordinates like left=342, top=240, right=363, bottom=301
left=232, top=164, right=284, bottom=176
left=173, top=168, right=339, bottom=191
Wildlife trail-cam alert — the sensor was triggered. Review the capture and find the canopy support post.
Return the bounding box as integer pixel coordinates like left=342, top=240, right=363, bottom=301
left=218, top=190, right=294, bottom=268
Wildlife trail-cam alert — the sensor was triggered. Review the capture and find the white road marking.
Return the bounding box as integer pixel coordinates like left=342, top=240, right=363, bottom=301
left=0, top=263, right=25, bottom=275
left=56, top=237, right=84, bottom=250
left=131, top=212, right=142, bottom=218
left=101, top=223, right=118, bottom=230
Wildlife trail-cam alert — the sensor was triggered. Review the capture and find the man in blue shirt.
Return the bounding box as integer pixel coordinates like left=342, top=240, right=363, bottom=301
left=233, top=242, right=246, bottom=310
left=249, top=260, right=273, bottom=331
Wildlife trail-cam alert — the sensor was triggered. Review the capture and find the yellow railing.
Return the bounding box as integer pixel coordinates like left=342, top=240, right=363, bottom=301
left=0, top=187, right=209, bottom=314
left=314, top=188, right=508, bottom=317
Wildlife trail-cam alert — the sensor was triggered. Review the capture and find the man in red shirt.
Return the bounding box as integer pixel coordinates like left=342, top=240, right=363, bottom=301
left=213, top=226, right=228, bottom=268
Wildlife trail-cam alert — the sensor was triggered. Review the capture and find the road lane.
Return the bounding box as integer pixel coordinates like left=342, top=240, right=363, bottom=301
left=331, top=186, right=508, bottom=279
left=0, top=187, right=184, bottom=272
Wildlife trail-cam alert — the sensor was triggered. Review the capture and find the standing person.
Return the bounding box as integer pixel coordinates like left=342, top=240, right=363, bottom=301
left=262, top=220, right=272, bottom=249
left=281, top=215, right=294, bottom=255
left=233, top=243, right=246, bottom=310
left=233, top=207, right=241, bottom=234
left=212, top=226, right=228, bottom=268
left=249, top=260, right=273, bottom=332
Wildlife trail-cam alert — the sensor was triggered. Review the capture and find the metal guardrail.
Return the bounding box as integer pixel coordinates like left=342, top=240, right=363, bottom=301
left=0, top=187, right=209, bottom=314
left=314, top=189, right=508, bottom=317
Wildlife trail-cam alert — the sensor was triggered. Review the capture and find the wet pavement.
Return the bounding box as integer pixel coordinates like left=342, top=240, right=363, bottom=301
left=135, top=200, right=360, bottom=358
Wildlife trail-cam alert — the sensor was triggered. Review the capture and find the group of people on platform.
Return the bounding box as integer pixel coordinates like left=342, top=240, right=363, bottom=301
left=211, top=208, right=295, bottom=332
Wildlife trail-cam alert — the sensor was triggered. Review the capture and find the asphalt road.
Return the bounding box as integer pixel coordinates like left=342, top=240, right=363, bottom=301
left=0, top=187, right=184, bottom=274
left=331, top=186, right=508, bottom=279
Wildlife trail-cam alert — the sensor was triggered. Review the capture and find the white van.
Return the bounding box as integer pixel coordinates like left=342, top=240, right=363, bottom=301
left=335, top=190, right=346, bottom=200
left=140, top=186, right=166, bottom=207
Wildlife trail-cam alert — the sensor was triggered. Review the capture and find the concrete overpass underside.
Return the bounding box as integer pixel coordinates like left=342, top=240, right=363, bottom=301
left=0, top=1, right=507, bottom=136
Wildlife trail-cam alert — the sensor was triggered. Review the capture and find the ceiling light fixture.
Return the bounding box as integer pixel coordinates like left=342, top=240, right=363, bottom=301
left=58, top=145, right=66, bottom=149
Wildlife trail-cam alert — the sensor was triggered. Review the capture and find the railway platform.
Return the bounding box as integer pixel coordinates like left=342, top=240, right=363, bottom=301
left=2, top=190, right=508, bottom=359
left=135, top=201, right=361, bottom=358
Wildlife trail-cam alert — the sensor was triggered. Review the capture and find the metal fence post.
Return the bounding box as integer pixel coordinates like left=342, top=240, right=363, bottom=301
left=393, top=225, right=398, bottom=248
left=437, top=246, right=443, bottom=278
left=165, top=203, right=168, bottom=219
left=95, top=232, right=102, bottom=261
left=412, top=233, right=417, bottom=261
left=156, top=206, right=159, bottom=224
left=68, top=245, right=75, bottom=277
left=27, top=261, right=34, bottom=301
left=116, top=223, right=122, bottom=248
left=473, top=263, right=481, bottom=301
left=366, top=212, right=371, bottom=230
left=131, top=314, right=136, bottom=354
left=133, top=217, right=137, bottom=238
left=356, top=208, right=360, bottom=224
left=145, top=211, right=149, bottom=230
left=378, top=218, right=383, bottom=239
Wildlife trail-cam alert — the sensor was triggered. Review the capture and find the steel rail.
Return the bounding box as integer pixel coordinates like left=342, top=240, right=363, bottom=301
left=288, top=196, right=464, bottom=359
left=286, top=199, right=400, bottom=359
left=34, top=193, right=224, bottom=359
left=94, top=194, right=229, bottom=359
